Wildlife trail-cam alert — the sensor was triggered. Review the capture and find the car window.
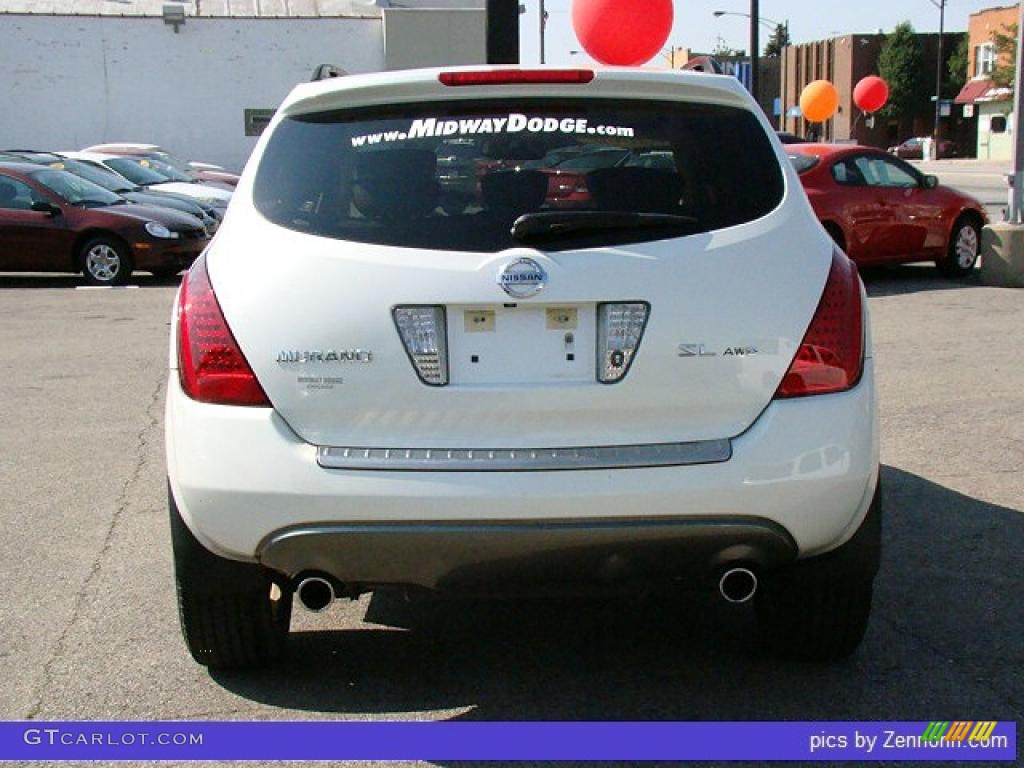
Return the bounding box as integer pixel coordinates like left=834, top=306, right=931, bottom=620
left=29, top=169, right=123, bottom=206
left=831, top=158, right=868, bottom=186
left=845, top=156, right=918, bottom=188
left=624, top=152, right=677, bottom=170
left=0, top=175, right=44, bottom=210
left=554, top=148, right=630, bottom=171
left=788, top=154, right=819, bottom=174
left=253, top=98, right=785, bottom=252
left=149, top=152, right=194, bottom=176
left=876, top=156, right=922, bottom=188
left=832, top=155, right=918, bottom=189
left=106, top=157, right=193, bottom=184
left=104, top=158, right=172, bottom=185
left=50, top=159, right=133, bottom=192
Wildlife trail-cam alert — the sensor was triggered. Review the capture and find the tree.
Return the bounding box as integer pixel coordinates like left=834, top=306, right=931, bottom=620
left=877, top=21, right=928, bottom=119
left=991, top=23, right=1018, bottom=90
left=764, top=24, right=791, bottom=58
left=945, top=33, right=969, bottom=98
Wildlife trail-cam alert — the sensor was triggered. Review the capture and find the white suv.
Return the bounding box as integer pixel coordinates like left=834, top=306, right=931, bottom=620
left=165, top=66, right=880, bottom=668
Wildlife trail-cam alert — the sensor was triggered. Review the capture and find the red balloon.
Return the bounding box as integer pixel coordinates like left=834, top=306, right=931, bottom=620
left=854, top=76, right=889, bottom=113
left=572, top=0, right=674, bottom=66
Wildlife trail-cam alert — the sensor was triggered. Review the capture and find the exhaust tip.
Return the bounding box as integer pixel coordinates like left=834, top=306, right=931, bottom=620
left=719, top=567, right=758, bottom=604
left=296, top=576, right=335, bottom=612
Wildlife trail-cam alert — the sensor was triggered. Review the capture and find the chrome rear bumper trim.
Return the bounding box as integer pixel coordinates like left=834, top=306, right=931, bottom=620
left=317, top=439, right=732, bottom=472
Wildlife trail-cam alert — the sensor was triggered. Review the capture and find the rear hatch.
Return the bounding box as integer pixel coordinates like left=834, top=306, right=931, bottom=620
left=211, top=68, right=831, bottom=449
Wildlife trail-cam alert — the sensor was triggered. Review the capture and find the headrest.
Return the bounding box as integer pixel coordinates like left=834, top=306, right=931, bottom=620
left=352, top=149, right=438, bottom=219
left=586, top=167, right=684, bottom=213
left=481, top=169, right=548, bottom=214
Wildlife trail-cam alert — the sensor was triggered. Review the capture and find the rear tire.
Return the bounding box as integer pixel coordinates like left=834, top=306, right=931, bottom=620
left=169, top=485, right=291, bottom=668
left=80, top=236, right=133, bottom=286
left=938, top=216, right=980, bottom=277
left=755, top=480, right=881, bottom=661
left=755, top=572, right=873, bottom=661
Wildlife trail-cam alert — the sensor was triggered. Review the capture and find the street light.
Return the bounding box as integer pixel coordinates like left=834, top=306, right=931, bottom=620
left=713, top=9, right=791, bottom=122
left=713, top=10, right=781, bottom=32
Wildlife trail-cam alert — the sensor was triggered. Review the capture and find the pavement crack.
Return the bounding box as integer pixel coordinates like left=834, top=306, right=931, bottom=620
left=24, top=373, right=166, bottom=720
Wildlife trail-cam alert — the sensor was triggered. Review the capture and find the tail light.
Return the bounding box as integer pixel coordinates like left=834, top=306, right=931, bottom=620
left=775, top=250, right=864, bottom=398
left=177, top=255, right=271, bottom=406
left=439, top=69, right=594, bottom=87
left=393, top=306, right=449, bottom=386
left=597, top=302, right=650, bottom=384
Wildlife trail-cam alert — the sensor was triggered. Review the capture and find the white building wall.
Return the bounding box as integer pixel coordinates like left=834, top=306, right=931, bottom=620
left=977, top=102, right=1014, bottom=162
left=0, top=15, right=384, bottom=171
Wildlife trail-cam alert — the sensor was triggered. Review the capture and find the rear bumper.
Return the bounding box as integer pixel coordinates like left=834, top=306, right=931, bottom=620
left=259, top=516, right=798, bottom=591
left=166, top=359, right=879, bottom=572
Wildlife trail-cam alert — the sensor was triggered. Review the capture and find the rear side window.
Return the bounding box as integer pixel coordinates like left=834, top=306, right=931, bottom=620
left=253, top=99, right=784, bottom=252
left=788, top=154, right=819, bottom=174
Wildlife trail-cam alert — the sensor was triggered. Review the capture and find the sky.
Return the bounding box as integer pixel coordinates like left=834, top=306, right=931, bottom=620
left=519, top=0, right=1015, bottom=65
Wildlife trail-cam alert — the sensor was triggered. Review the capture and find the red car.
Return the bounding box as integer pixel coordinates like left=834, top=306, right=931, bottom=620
left=0, top=162, right=209, bottom=284
left=789, top=144, right=986, bottom=276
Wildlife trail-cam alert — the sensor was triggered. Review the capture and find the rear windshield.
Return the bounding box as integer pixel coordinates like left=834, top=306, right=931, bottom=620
left=253, top=99, right=784, bottom=252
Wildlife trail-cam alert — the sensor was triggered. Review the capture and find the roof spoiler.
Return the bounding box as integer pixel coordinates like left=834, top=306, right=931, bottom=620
left=310, top=64, right=348, bottom=82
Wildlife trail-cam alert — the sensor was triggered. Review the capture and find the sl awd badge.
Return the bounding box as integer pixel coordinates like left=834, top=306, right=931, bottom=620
left=497, top=257, right=547, bottom=299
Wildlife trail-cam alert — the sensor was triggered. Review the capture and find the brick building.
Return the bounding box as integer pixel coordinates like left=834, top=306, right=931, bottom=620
left=955, top=4, right=1018, bottom=161
left=780, top=32, right=968, bottom=151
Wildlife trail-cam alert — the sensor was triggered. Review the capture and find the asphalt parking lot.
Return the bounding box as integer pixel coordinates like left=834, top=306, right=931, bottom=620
left=0, top=264, right=1021, bottom=767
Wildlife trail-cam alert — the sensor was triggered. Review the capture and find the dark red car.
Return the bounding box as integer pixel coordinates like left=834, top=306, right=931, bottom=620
left=789, top=144, right=986, bottom=276
left=887, top=136, right=958, bottom=160
left=0, top=162, right=209, bottom=284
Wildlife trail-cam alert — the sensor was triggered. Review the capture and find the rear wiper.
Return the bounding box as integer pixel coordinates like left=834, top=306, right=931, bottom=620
left=511, top=211, right=698, bottom=242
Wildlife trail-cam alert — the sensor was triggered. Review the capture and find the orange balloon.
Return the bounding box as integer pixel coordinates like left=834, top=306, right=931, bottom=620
left=800, top=80, right=839, bottom=123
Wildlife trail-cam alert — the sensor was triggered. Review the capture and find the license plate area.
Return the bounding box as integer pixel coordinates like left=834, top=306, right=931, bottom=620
left=447, top=304, right=594, bottom=385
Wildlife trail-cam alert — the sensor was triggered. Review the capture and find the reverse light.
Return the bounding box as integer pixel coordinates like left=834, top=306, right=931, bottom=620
left=439, top=69, right=594, bottom=87
left=776, top=250, right=864, bottom=398
left=177, top=255, right=271, bottom=406
left=393, top=306, right=449, bottom=386
left=597, top=302, right=650, bottom=384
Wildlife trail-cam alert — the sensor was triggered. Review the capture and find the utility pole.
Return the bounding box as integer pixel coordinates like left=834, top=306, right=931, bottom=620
left=486, top=0, right=519, bottom=65
left=931, top=0, right=946, bottom=146
left=750, top=0, right=760, bottom=103
left=539, top=0, right=547, bottom=64
left=1010, top=2, right=1024, bottom=222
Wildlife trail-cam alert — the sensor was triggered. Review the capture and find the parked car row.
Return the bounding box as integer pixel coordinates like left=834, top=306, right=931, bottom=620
left=0, top=144, right=236, bottom=284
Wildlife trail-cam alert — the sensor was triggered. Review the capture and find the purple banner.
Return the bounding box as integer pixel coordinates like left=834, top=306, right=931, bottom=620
left=0, top=721, right=1016, bottom=762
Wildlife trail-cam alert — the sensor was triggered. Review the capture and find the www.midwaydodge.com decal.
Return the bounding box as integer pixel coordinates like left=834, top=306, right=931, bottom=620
left=350, top=114, right=636, bottom=147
